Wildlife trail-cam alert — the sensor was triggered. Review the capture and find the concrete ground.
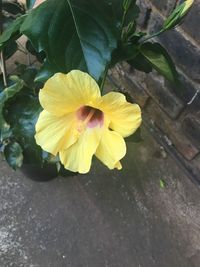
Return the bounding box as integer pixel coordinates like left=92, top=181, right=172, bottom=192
left=0, top=127, right=200, bottom=267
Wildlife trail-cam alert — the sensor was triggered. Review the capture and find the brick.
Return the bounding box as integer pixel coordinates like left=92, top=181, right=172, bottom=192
left=147, top=11, right=163, bottom=33
left=186, top=92, right=200, bottom=113
left=182, top=115, right=200, bottom=149
left=109, top=65, right=150, bottom=107
left=180, top=1, right=200, bottom=44
left=124, top=0, right=200, bottom=177
left=104, top=79, right=118, bottom=94
left=136, top=0, right=152, bottom=29
left=191, top=154, right=200, bottom=181
left=180, top=151, right=200, bottom=184
left=148, top=13, right=200, bottom=82
left=149, top=0, right=176, bottom=15
left=124, top=72, right=150, bottom=107
left=146, top=100, right=199, bottom=160
left=145, top=72, right=184, bottom=119
left=165, top=73, right=199, bottom=104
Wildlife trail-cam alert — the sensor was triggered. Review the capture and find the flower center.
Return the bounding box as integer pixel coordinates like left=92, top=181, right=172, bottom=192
left=77, top=105, right=104, bottom=129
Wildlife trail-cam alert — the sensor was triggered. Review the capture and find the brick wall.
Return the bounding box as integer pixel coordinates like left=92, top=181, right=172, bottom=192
left=110, top=0, right=200, bottom=184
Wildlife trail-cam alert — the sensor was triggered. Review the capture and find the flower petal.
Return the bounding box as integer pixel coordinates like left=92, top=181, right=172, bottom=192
left=39, top=70, right=101, bottom=116
left=60, top=126, right=103, bottom=174
left=99, top=92, right=142, bottom=137
left=95, top=128, right=126, bottom=170
left=35, top=110, right=78, bottom=155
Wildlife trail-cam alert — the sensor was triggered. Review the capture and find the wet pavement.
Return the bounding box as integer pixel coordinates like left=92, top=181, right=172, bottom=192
left=0, top=127, right=200, bottom=267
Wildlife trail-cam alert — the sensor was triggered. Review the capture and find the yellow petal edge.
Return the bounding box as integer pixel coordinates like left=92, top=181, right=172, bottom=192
left=35, top=70, right=142, bottom=174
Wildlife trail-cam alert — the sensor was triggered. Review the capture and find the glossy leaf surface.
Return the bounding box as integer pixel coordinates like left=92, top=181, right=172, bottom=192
left=128, top=53, right=152, bottom=73
left=4, top=142, right=23, bottom=170
left=0, top=78, right=24, bottom=141
left=26, top=0, right=37, bottom=9
left=21, top=0, right=118, bottom=80
left=140, top=42, right=178, bottom=82
left=6, top=93, right=43, bottom=164
left=35, top=60, right=59, bottom=83
left=0, top=15, right=26, bottom=50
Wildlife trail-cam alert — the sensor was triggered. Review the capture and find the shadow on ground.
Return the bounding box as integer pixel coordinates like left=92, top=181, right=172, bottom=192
left=0, top=127, right=200, bottom=267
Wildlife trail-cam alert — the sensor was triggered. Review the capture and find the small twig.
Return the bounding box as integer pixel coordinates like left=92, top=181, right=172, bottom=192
left=187, top=90, right=199, bottom=105
left=0, top=1, right=8, bottom=87
left=139, top=29, right=164, bottom=44
left=0, top=51, right=7, bottom=87
left=27, top=52, right=31, bottom=65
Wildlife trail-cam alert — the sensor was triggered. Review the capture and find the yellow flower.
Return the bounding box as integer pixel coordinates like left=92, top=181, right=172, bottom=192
left=35, top=70, right=142, bottom=173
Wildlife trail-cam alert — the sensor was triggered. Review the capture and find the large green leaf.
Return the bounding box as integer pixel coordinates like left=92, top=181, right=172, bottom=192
left=20, top=0, right=117, bottom=80
left=140, top=42, right=178, bottom=82
left=128, top=52, right=152, bottom=73
left=26, top=40, right=45, bottom=62
left=124, top=4, right=140, bottom=27
left=4, top=142, right=23, bottom=170
left=112, top=43, right=139, bottom=65
left=0, top=15, right=26, bottom=50
left=26, top=0, right=37, bottom=10
left=4, top=40, right=18, bottom=60
left=35, top=60, right=59, bottom=83
left=6, top=94, right=43, bottom=164
left=0, top=77, right=24, bottom=141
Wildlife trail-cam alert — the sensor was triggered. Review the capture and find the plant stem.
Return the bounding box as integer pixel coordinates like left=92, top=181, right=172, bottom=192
left=0, top=51, right=7, bottom=87
left=0, top=1, right=7, bottom=87
left=121, top=11, right=127, bottom=30
left=100, top=65, right=109, bottom=93
left=121, top=9, right=128, bottom=40
left=139, top=30, right=164, bottom=44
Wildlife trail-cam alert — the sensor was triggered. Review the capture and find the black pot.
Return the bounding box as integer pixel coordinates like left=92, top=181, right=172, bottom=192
left=21, top=163, right=76, bottom=182
left=21, top=163, right=58, bottom=181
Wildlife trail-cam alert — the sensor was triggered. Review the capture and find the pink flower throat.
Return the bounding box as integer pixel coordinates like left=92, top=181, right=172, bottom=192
left=77, top=106, right=104, bottom=128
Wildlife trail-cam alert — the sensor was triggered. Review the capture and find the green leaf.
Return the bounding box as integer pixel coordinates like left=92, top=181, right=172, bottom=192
left=128, top=52, right=152, bottom=73
left=26, top=40, right=45, bottom=62
left=4, top=41, right=18, bottom=60
left=128, top=31, right=146, bottom=44
left=0, top=75, right=15, bottom=93
left=123, top=0, right=133, bottom=11
left=4, top=142, right=23, bottom=170
left=15, top=65, right=41, bottom=92
left=2, top=2, right=24, bottom=15
left=163, top=0, right=194, bottom=31
left=6, top=94, right=43, bottom=164
left=140, top=42, right=178, bottom=82
left=124, top=5, right=140, bottom=26
left=103, top=0, right=124, bottom=26
left=0, top=15, right=26, bottom=50
left=0, top=77, right=24, bottom=141
left=112, top=44, right=139, bottom=65
left=35, top=60, right=58, bottom=83
left=20, top=0, right=117, bottom=80
left=20, top=67, right=38, bottom=89
left=159, top=179, right=166, bottom=189
left=26, top=0, right=37, bottom=10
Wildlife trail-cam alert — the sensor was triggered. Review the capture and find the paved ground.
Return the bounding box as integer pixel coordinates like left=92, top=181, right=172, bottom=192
left=0, top=127, right=200, bottom=267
